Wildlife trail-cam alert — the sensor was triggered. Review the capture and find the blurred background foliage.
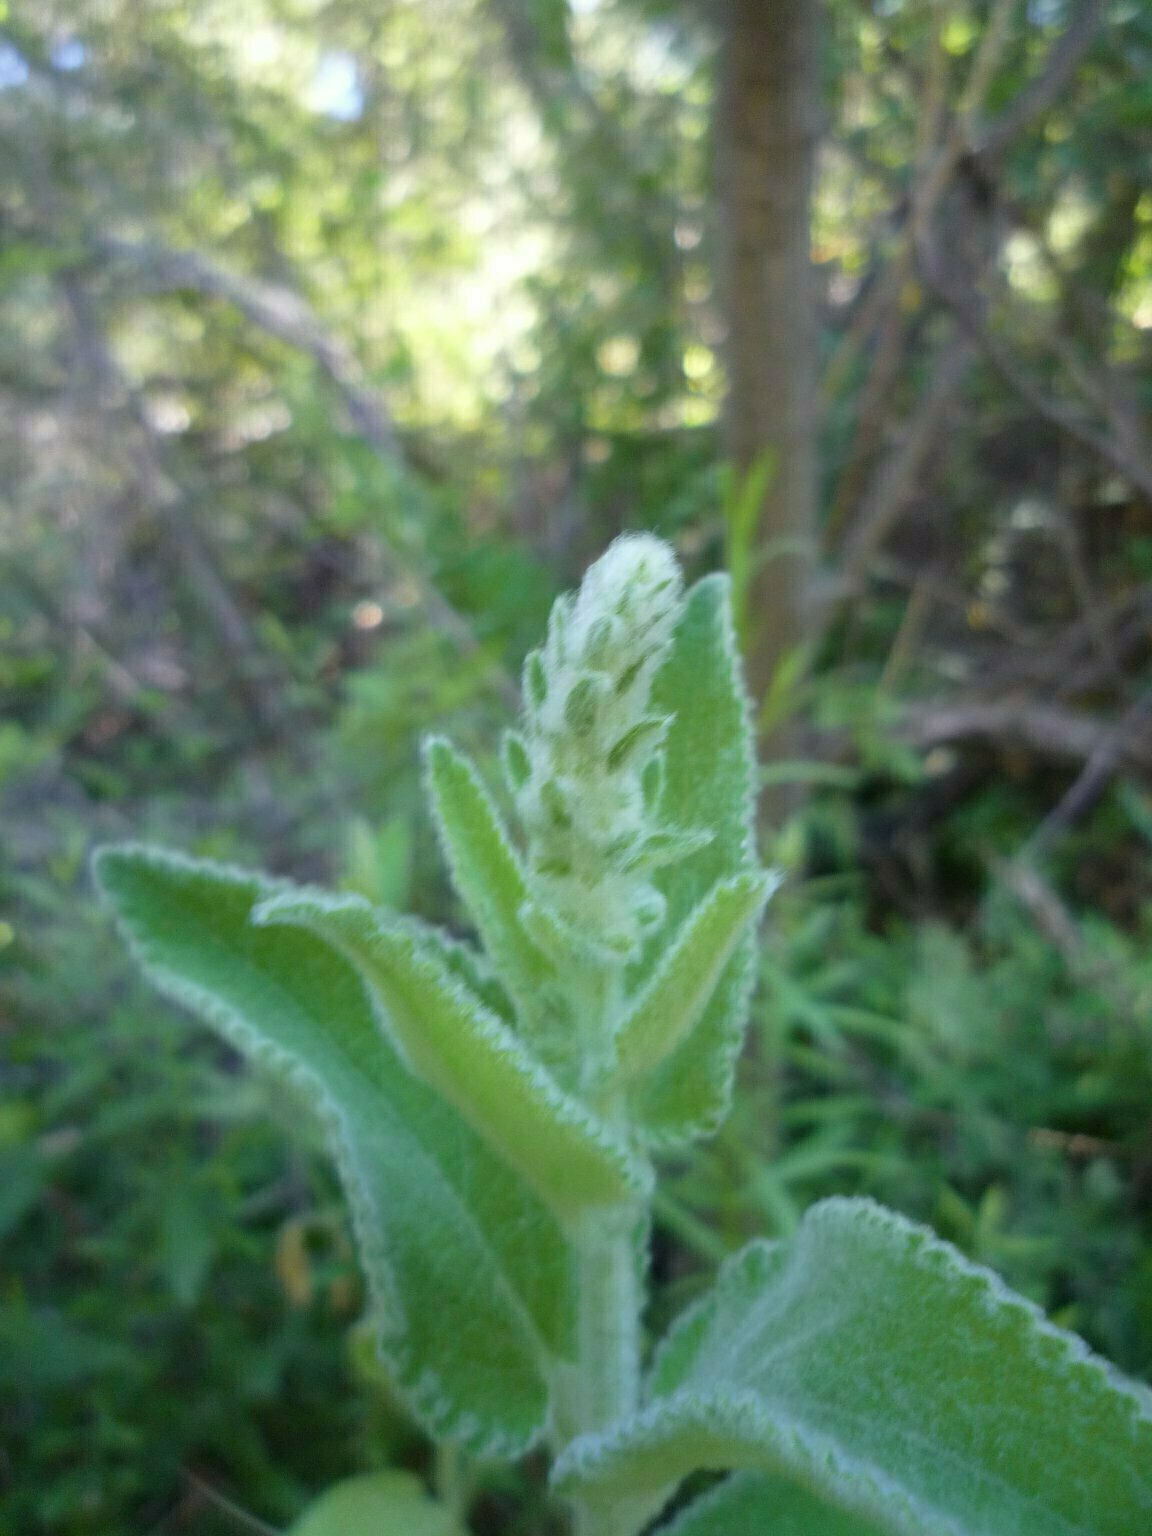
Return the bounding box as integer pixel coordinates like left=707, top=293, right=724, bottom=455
left=2, top=0, right=1152, bottom=1530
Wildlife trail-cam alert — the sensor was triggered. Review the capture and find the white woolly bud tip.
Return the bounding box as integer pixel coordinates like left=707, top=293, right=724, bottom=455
left=568, top=535, right=682, bottom=668
left=517, top=534, right=688, bottom=960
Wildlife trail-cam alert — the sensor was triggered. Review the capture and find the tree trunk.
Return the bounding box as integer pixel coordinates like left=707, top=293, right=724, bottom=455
left=716, top=0, right=822, bottom=706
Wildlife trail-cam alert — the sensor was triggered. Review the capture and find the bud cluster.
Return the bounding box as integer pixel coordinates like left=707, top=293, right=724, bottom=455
left=505, top=536, right=703, bottom=958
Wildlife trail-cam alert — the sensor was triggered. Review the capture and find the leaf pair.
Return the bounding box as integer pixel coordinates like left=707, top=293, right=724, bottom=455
left=556, top=1198, right=1152, bottom=1535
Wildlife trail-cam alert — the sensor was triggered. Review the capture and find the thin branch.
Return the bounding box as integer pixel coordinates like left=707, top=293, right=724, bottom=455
left=974, top=0, right=1111, bottom=161
left=901, top=697, right=1152, bottom=772
left=1028, top=685, right=1152, bottom=853
left=924, top=263, right=1152, bottom=501
left=95, top=237, right=400, bottom=456
left=831, top=332, right=972, bottom=611
left=88, top=237, right=519, bottom=710
left=182, top=1471, right=281, bottom=1536
left=59, top=272, right=289, bottom=739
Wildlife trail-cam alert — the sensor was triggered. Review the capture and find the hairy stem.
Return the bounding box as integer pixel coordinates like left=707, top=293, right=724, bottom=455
left=567, top=1201, right=646, bottom=1536
left=574, top=1204, right=642, bottom=1433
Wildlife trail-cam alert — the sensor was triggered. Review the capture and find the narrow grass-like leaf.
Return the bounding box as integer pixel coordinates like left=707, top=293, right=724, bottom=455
left=423, top=737, right=569, bottom=1055
left=615, top=873, right=776, bottom=1083
left=555, top=1198, right=1152, bottom=1534
left=257, top=889, right=648, bottom=1222
left=660, top=1472, right=884, bottom=1536
left=94, top=845, right=574, bottom=1456
left=631, top=574, right=760, bottom=1145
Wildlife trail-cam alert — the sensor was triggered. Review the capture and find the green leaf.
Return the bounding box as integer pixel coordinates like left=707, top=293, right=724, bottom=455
left=615, top=873, right=777, bottom=1083
left=94, top=845, right=574, bottom=1456
left=660, top=1472, right=883, bottom=1536
left=630, top=575, right=760, bottom=1145
left=157, top=1175, right=216, bottom=1306
left=256, top=888, right=649, bottom=1223
left=555, top=1198, right=1152, bottom=1535
left=288, top=1471, right=466, bottom=1536
left=423, top=737, right=570, bottom=1060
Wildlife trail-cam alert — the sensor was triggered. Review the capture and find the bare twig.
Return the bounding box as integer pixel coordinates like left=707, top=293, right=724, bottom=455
left=924, top=265, right=1152, bottom=501
left=1029, top=686, right=1152, bottom=852
left=59, top=272, right=289, bottom=739
left=95, top=237, right=400, bottom=456
left=974, top=0, right=1111, bottom=162
left=181, top=1471, right=281, bottom=1536
left=902, top=697, right=1152, bottom=772
left=86, top=238, right=519, bottom=710
left=831, top=332, right=972, bottom=611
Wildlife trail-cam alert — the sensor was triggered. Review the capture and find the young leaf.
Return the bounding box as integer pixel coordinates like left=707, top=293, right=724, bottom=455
left=615, top=872, right=777, bottom=1084
left=630, top=574, right=760, bottom=1145
left=423, top=737, right=569, bottom=1055
left=555, top=1197, right=1152, bottom=1534
left=660, top=1471, right=883, bottom=1536
left=288, top=1471, right=466, bottom=1536
left=94, top=845, right=574, bottom=1457
left=256, top=889, right=650, bottom=1222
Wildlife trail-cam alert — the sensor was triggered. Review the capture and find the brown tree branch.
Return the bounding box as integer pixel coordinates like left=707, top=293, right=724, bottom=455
left=974, top=0, right=1111, bottom=162
left=58, top=272, right=289, bottom=740
left=94, top=237, right=400, bottom=456
left=828, top=331, right=972, bottom=614
left=922, top=259, right=1152, bottom=502
left=90, top=236, right=520, bottom=711
left=901, top=697, right=1152, bottom=772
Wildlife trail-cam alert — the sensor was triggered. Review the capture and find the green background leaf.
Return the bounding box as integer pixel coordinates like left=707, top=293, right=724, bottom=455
left=288, top=1471, right=466, bottom=1536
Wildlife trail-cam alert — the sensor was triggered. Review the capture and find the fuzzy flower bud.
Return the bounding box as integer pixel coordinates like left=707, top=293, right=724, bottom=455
left=511, top=535, right=690, bottom=957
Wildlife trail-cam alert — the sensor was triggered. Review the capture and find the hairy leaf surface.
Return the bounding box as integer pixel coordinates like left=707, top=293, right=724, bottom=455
left=555, top=1198, right=1152, bottom=1534
left=424, top=737, right=548, bottom=993
left=660, top=1472, right=884, bottom=1536
left=615, top=872, right=776, bottom=1082
left=424, top=737, right=571, bottom=1062
left=256, top=888, right=648, bottom=1221
left=95, top=846, right=575, bottom=1455
left=631, top=574, right=760, bottom=1144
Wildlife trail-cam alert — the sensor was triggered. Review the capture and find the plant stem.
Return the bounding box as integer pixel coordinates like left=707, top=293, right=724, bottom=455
left=434, top=1441, right=468, bottom=1524
left=567, top=1201, right=646, bottom=1536
left=561, top=967, right=652, bottom=1535
left=573, top=1204, right=642, bottom=1435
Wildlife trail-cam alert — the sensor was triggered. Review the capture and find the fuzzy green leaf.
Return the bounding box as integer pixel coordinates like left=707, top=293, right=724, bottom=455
left=615, top=872, right=776, bottom=1083
left=94, top=845, right=574, bottom=1456
left=660, top=1472, right=884, bottom=1536
left=423, top=736, right=568, bottom=1054
left=288, top=1471, right=466, bottom=1536
left=630, top=574, right=760, bottom=1144
left=555, top=1198, right=1152, bottom=1534
left=256, top=889, right=649, bottom=1222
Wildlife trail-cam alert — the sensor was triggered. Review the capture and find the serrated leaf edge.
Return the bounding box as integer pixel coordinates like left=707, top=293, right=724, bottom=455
left=555, top=1197, right=1152, bottom=1534
left=93, top=843, right=554, bottom=1459
left=422, top=735, right=555, bottom=1005
left=637, top=574, right=763, bottom=1149
left=650, top=1198, right=1152, bottom=1425
left=554, top=1389, right=950, bottom=1536
left=616, top=870, right=779, bottom=1083
left=254, top=887, right=652, bottom=1219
